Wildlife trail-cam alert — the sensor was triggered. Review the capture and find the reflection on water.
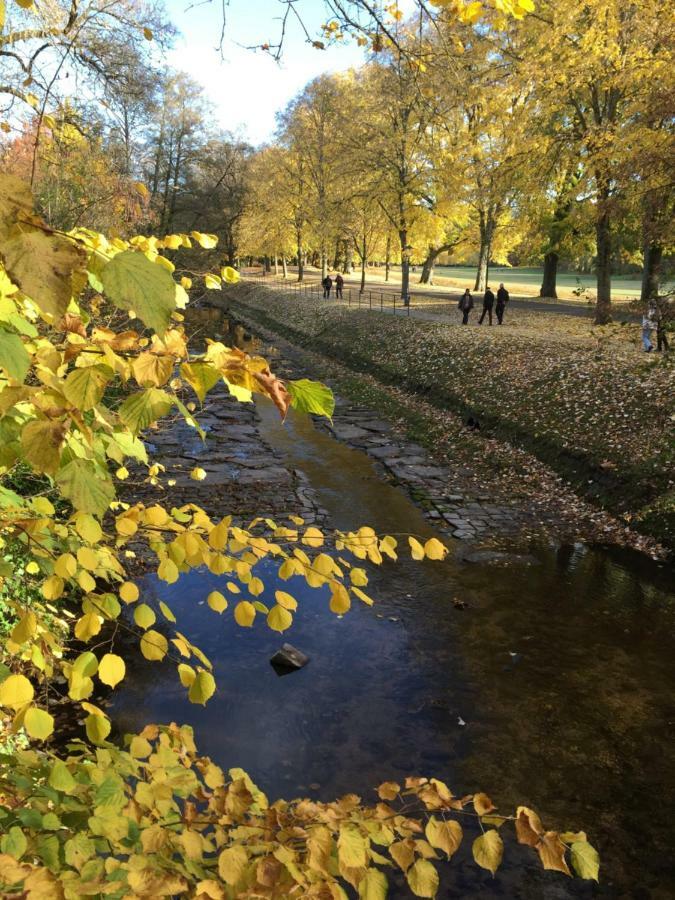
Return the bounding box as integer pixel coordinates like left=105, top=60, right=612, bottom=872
left=110, top=397, right=675, bottom=897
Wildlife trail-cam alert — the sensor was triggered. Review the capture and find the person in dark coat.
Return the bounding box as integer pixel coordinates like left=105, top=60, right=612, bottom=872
left=335, top=273, right=344, bottom=299
left=458, top=289, right=474, bottom=325
left=496, top=283, right=509, bottom=324
left=322, top=275, right=333, bottom=299
left=479, top=286, right=495, bottom=325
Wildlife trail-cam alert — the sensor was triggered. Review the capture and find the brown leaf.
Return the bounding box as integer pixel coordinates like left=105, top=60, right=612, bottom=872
left=1, top=227, right=86, bottom=320
left=473, top=792, right=496, bottom=815
left=59, top=313, right=87, bottom=337
left=0, top=175, right=33, bottom=240
left=254, top=368, right=291, bottom=419
left=536, top=831, right=571, bottom=875
left=515, top=806, right=544, bottom=847
left=377, top=781, right=400, bottom=801
left=389, top=838, right=415, bottom=872
left=256, top=855, right=281, bottom=887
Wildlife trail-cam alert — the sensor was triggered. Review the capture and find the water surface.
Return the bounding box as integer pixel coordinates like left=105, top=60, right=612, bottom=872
left=110, top=398, right=675, bottom=897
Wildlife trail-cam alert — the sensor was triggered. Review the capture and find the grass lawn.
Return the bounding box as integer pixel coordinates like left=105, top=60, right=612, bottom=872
left=326, top=264, right=674, bottom=302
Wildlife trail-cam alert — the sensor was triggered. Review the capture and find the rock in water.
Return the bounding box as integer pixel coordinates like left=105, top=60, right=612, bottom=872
left=270, top=643, right=310, bottom=675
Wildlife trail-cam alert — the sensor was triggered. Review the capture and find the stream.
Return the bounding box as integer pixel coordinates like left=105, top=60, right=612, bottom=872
left=109, top=359, right=675, bottom=897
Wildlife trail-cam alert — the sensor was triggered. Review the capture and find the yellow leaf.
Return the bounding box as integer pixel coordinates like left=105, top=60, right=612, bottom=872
left=178, top=663, right=196, bottom=687
left=78, top=571, right=96, bottom=592
left=192, top=232, right=219, bottom=249
left=159, top=600, right=176, bottom=622
left=188, top=670, right=216, bottom=705
left=338, top=823, right=367, bottom=868
left=221, top=266, right=240, bottom=284
left=218, top=845, right=248, bottom=886
left=190, top=467, right=207, bottom=481
left=119, top=581, right=140, bottom=603
left=473, top=793, right=495, bottom=816
left=140, top=630, right=168, bottom=661
left=85, top=713, right=111, bottom=743
left=74, top=612, right=101, bottom=642
left=408, top=537, right=425, bottom=561
left=302, top=526, right=324, bottom=548
left=133, top=603, right=156, bottom=630
left=352, top=586, right=374, bottom=606
left=132, top=351, right=174, bottom=387
left=0, top=674, right=34, bottom=710
left=358, top=868, right=387, bottom=899
left=54, top=552, right=77, bottom=578
left=267, top=605, right=292, bottom=632
left=75, top=513, right=102, bottom=543
left=181, top=830, right=203, bottom=860
left=204, top=274, right=222, bottom=290
left=248, top=576, right=264, bottom=596
left=41, top=574, right=64, bottom=600
left=24, top=706, right=54, bottom=740
left=274, top=590, right=297, bottom=610
left=98, top=653, right=125, bottom=688
left=207, top=591, right=228, bottom=613
left=425, top=817, right=462, bottom=858
left=77, top=546, right=99, bottom=571
left=472, top=829, right=503, bottom=875
left=11, top=611, right=36, bottom=644
left=406, top=858, right=439, bottom=897
left=234, top=600, right=256, bottom=627
left=424, top=538, right=447, bottom=561
left=157, top=558, right=179, bottom=584
left=330, top=584, right=350, bottom=614
left=129, top=735, right=153, bottom=758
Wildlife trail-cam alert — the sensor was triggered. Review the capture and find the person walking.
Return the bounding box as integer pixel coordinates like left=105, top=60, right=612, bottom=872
left=642, top=302, right=656, bottom=352
left=322, top=274, right=333, bottom=299
left=335, top=273, right=344, bottom=300
left=458, top=289, right=474, bottom=325
left=496, top=283, right=509, bottom=324
left=479, top=286, right=495, bottom=325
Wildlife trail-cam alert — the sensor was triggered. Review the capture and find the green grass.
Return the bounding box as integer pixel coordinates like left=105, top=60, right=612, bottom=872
left=422, top=266, right=665, bottom=299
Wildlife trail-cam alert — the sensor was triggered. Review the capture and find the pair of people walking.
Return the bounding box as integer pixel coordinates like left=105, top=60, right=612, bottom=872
left=642, top=299, right=670, bottom=353
left=458, top=283, right=509, bottom=325
left=322, top=273, right=344, bottom=299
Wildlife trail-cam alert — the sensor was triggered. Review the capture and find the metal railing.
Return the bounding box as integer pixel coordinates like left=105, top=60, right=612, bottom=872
left=243, top=270, right=412, bottom=317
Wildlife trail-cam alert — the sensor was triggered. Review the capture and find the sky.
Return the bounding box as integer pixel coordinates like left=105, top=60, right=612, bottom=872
left=164, top=0, right=368, bottom=145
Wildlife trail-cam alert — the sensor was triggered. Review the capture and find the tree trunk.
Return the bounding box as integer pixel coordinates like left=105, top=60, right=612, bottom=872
left=474, top=213, right=493, bottom=293
left=321, top=250, right=328, bottom=280
left=419, top=253, right=435, bottom=285
left=540, top=252, right=559, bottom=299
left=399, top=228, right=410, bottom=306
left=282, top=256, right=288, bottom=279
left=360, top=256, right=367, bottom=293
left=419, top=242, right=459, bottom=285
left=474, top=237, right=490, bottom=292
left=594, top=182, right=612, bottom=323
left=385, top=235, right=391, bottom=282
left=332, top=240, right=341, bottom=270
left=296, top=229, right=304, bottom=282
left=641, top=242, right=662, bottom=301
left=641, top=191, right=666, bottom=302
left=274, top=255, right=279, bottom=275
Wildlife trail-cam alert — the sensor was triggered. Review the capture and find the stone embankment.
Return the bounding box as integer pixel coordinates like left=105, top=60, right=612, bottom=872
left=129, top=375, right=326, bottom=528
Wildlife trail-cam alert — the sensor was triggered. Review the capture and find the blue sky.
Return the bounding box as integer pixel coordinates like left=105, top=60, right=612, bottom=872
left=164, top=0, right=367, bottom=145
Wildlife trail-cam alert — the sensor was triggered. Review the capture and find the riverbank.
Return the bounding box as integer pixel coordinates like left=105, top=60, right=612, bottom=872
left=223, top=282, right=674, bottom=556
